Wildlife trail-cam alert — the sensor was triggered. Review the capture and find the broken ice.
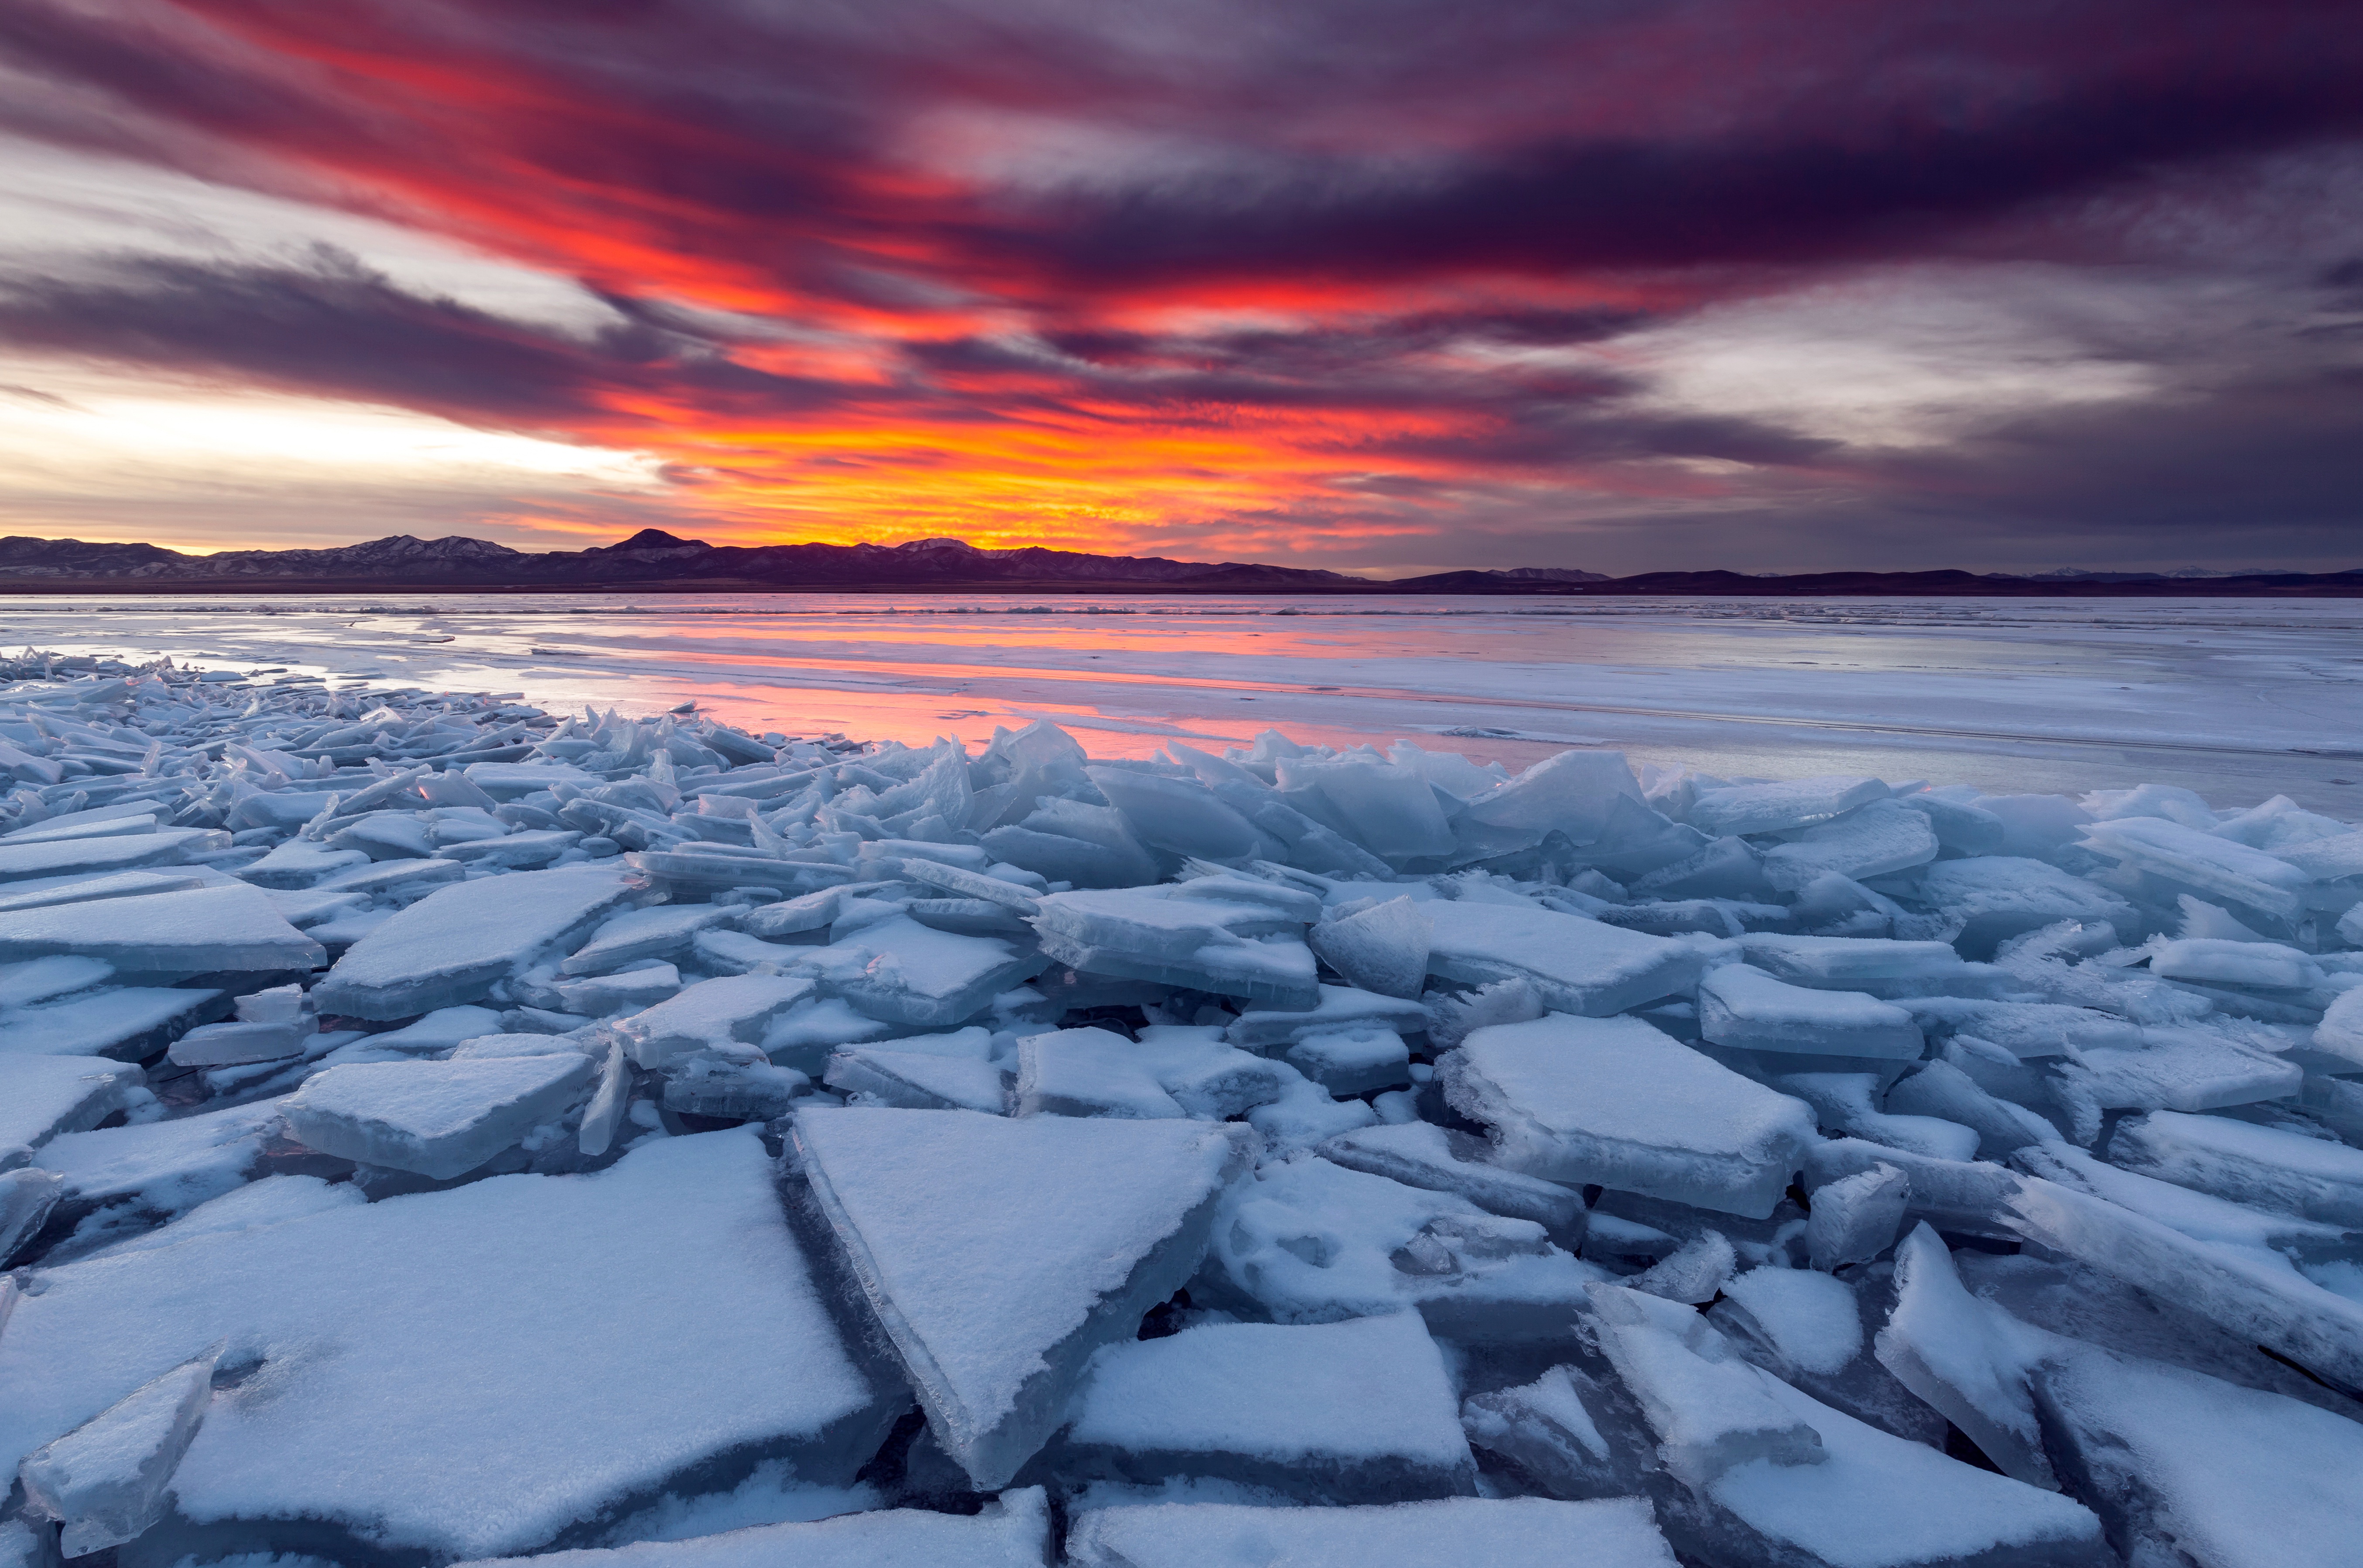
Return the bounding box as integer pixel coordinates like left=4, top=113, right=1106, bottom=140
left=0, top=655, right=2356, bottom=1567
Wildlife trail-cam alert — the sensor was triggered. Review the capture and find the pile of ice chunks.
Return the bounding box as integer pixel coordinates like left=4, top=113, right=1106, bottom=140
left=2, top=652, right=2362, bottom=1567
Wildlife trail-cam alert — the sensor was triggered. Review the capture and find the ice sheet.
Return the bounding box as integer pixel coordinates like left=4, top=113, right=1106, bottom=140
left=0, top=1130, right=892, bottom=1562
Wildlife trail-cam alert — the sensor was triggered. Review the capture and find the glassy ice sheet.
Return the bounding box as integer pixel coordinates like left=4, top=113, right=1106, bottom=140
left=5, top=593, right=2360, bottom=810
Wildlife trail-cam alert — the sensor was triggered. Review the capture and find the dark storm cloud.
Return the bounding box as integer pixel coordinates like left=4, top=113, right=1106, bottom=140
left=0, top=0, right=2358, bottom=566
left=0, top=246, right=840, bottom=429
left=7, top=0, right=2359, bottom=292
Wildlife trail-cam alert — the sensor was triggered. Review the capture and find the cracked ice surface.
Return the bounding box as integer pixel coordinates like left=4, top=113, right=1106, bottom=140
left=0, top=643, right=2360, bottom=1567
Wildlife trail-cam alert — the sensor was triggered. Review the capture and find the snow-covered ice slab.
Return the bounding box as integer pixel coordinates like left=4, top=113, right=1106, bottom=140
left=562, top=904, right=737, bottom=974
left=1422, top=900, right=1701, bottom=1016
left=1014, top=1026, right=1185, bottom=1118
left=1032, top=886, right=1318, bottom=1008
left=0, top=1054, right=140, bottom=1151
left=17, top=1350, right=216, bottom=1557
left=1741, top=933, right=1967, bottom=989
left=2004, top=1174, right=2363, bottom=1390
left=1588, top=1285, right=2107, bottom=1568
left=618, top=974, right=814, bottom=1068
left=0, top=869, right=210, bottom=914
left=1912, top=856, right=2140, bottom=956
left=311, top=866, right=638, bottom=1020
left=0, top=1131, right=895, bottom=1563
left=2078, top=815, right=2313, bottom=920
left=280, top=1053, right=595, bottom=1179
left=1285, top=1024, right=1411, bottom=1096
left=1701, top=1352, right=2108, bottom=1568
left=826, top=1045, right=1008, bottom=1112
left=0, top=985, right=227, bottom=1061
left=166, top=1018, right=306, bottom=1067
left=1444, top=1014, right=1818, bottom=1218
left=1055, top=1314, right=1477, bottom=1501
left=2035, top=1339, right=2363, bottom=1568
left=819, top=915, right=1040, bottom=1026
left=0, top=884, right=322, bottom=977
left=451, top=1489, right=1050, bottom=1568
left=1698, top=963, right=1924, bottom=1059
left=1212, top=1154, right=1601, bottom=1337
left=1066, top=1496, right=1680, bottom=1568
left=0, top=827, right=226, bottom=886
left=790, top=1107, right=1253, bottom=1489
left=34, top=1099, right=292, bottom=1222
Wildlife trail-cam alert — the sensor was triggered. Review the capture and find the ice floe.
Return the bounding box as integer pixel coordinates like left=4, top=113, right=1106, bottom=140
left=0, top=654, right=2359, bottom=1565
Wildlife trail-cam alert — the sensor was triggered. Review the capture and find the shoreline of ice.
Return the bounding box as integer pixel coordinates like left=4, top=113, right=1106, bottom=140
left=0, top=650, right=2360, bottom=1567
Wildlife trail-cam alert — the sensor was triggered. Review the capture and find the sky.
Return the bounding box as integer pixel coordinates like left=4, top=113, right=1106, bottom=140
left=0, top=1, right=2358, bottom=576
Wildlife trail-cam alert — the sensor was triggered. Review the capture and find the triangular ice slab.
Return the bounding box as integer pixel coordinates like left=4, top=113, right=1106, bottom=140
left=792, top=1106, right=1254, bottom=1488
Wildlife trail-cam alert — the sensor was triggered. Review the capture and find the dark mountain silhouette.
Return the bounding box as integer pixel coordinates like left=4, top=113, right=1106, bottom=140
left=0, top=532, right=2354, bottom=596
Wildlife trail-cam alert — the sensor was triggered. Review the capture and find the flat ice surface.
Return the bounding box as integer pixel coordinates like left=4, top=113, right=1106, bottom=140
left=0, top=1054, right=136, bottom=1150
left=0, top=1130, right=888, bottom=1561
left=2037, top=1340, right=2363, bottom=1568
left=792, top=1108, right=1251, bottom=1488
left=312, top=866, right=637, bottom=1019
left=1422, top=900, right=1700, bottom=1016
left=1063, top=1314, right=1472, bottom=1477
left=1065, top=1495, right=1680, bottom=1568
left=452, top=1489, right=1050, bottom=1568
left=0, top=883, right=322, bottom=975
left=1444, top=1014, right=1818, bottom=1217
left=281, top=1053, right=595, bottom=1178
left=17, top=595, right=2363, bottom=809
left=1708, top=1363, right=2105, bottom=1567
left=36, top=1099, right=288, bottom=1214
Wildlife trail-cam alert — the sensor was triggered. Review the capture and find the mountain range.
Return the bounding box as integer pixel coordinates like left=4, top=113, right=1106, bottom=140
left=0, top=531, right=2355, bottom=597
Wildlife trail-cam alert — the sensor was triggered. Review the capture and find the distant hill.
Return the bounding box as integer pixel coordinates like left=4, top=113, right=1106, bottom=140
left=0, top=530, right=1359, bottom=592
left=0, top=531, right=2354, bottom=596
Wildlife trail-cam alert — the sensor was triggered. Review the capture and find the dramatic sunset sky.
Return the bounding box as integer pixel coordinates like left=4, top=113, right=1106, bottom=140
left=0, top=1, right=2357, bottom=574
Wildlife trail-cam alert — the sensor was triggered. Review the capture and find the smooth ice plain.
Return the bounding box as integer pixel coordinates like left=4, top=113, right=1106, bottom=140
left=0, top=595, right=2360, bottom=1568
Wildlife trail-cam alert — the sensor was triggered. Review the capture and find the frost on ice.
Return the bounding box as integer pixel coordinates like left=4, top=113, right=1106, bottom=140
left=0, top=657, right=2360, bottom=1565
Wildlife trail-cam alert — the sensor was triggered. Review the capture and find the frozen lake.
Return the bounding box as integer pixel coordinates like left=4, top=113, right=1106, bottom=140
left=5, top=592, right=2360, bottom=811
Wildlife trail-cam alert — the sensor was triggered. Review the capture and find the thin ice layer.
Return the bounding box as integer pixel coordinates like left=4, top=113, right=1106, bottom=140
left=1444, top=1014, right=1818, bottom=1218
left=2109, top=1109, right=2363, bottom=1226
left=790, top=1107, right=1252, bottom=1490
left=1317, top=1120, right=1585, bottom=1228
left=0, top=1131, right=892, bottom=1563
